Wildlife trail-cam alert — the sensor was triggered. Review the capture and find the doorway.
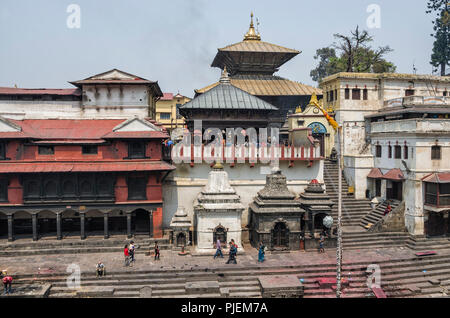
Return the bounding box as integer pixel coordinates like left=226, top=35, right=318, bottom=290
left=132, top=209, right=150, bottom=234
left=272, top=222, right=289, bottom=248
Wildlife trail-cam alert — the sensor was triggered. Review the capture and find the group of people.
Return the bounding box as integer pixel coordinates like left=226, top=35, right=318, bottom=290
left=213, top=239, right=266, bottom=263
left=123, top=241, right=136, bottom=267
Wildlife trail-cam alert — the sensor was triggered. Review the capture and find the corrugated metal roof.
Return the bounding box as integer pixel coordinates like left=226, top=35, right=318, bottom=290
left=0, top=87, right=81, bottom=96
left=422, top=172, right=450, bottom=183
left=181, top=82, right=277, bottom=111
left=0, top=161, right=175, bottom=173
left=195, top=76, right=322, bottom=96
left=219, top=40, right=299, bottom=54
left=367, top=168, right=383, bottom=179
left=3, top=119, right=169, bottom=140
left=160, top=93, right=174, bottom=100
left=382, top=168, right=404, bottom=181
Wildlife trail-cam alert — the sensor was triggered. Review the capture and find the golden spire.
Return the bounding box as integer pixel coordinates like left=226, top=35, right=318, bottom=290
left=219, top=66, right=231, bottom=84
left=244, top=12, right=261, bottom=41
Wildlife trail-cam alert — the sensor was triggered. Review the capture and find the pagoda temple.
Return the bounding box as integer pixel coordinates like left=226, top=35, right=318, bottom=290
left=195, top=13, right=323, bottom=128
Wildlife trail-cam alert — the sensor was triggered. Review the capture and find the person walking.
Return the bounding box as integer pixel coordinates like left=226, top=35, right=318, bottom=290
left=257, top=242, right=265, bottom=263
left=318, top=234, right=325, bottom=253
left=226, top=241, right=237, bottom=264
left=154, top=241, right=160, bottom=260
left=384, top=203, right=392, bottom=216
left=129, top=241, right=136, bottom=265
left=213, top=239, right=224, bottom=259
left=2, top=271, right=12, bottom=295
left=96, top=261, right=106, bottom=278
left=124, top=244, right=130, bottom=267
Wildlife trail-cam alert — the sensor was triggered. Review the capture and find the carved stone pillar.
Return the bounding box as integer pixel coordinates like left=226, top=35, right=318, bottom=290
left=149, top=211, right=153, bottom=238
left=104, top=213, right=109, bottom=239
left=32, top=213, right=38, bottom=241
left=126, top=213, right=132, bottom=239
left=7, top=214, right=13, bottom=242
left=80, top=213, right=86, bottom=240
left=56, top=213, right=62, bottom=240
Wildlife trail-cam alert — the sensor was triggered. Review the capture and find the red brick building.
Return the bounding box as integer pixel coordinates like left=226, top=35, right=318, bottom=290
left=0, top=116, right=174, bottom=241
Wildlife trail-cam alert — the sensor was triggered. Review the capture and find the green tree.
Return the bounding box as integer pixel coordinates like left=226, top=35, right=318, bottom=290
left=310, top=26, right=396, bottom=83
left=426, top=0, right=449, bottom=76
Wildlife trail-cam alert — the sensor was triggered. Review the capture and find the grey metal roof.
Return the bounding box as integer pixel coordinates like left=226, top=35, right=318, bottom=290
left=180, top=82, right=278, bottom=111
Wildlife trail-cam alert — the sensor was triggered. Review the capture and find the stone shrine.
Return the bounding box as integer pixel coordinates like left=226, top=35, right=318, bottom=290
left=194, top=163, right=244, bottom=253
left=248, top=167, right=305, bottom=250
left=170, top=207, right=192, bottom=247
left=298, top=179, right=334, bottom=238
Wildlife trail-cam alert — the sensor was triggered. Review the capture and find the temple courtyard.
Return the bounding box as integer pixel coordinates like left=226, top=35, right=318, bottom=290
left=2, top=234, right=450, bottom=298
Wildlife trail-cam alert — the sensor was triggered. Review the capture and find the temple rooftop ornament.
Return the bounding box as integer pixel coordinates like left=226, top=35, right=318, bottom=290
left=298, top=179, right=334, bottom=238
left=244, top=12, right=261, bottom=41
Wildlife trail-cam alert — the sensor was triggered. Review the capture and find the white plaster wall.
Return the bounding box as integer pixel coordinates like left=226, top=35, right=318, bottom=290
left=343, top=155, right=374, bottom=199
left=162, top=160, right=323, bottom=230
left=196, top=211, right=242, bottom=250
left=83, top=85, right=149, bottom=107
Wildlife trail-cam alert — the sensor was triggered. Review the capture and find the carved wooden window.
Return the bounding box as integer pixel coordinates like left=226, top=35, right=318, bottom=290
left=394, top=145, right=401, bottom=159
left=345, top=88, right=350, bottom=100
left=82, top=145, right=98, bottom=154
left=0, top=178, right=8, bottom=202
left=352, top=89, right=361, bottom=100
left=375, top=145, right=382, bottom=158
left=128, top=141, right=146, bottom=159
left=405, top=89, right=415, bottom=96
left=127, top=177, right=147, bottom=200
left=431, top=146, right=441, bottom=160
left=363, top=88, right=368, bottom=100
left=0, top=143, right=5, bottom=160
left=38, top=146, right=54, bottom=155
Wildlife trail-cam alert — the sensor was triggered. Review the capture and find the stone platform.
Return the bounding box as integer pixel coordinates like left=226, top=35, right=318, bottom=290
left=258, top=275, right=304, bottom=298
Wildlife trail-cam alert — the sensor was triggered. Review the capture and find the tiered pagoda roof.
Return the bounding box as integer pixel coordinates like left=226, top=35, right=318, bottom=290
left=196, top=14, right=322, bottom=99
left=249, top=167, right=304, bottom=214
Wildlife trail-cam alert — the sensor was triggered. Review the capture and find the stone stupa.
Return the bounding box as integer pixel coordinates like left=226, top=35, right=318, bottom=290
left=248, top=167, right=305, bottom=250
left=194, top=162, right=244, bottom=253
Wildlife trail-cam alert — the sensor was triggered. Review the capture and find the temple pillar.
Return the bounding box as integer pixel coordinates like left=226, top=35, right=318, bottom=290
left=104, top=213, right=109, bottom=239
left=32, top=213, right=38, bottom=241
left=126, top=213, right=132, bottom=238
left=149, top=211, right=153, bottom=238
left=80, top=213, right=86, bottom=240
left=56, top=213, right=62, bottom=240
left=310, top=213, right=315, bottom=238
left=7, top=214, right=13, bottom=242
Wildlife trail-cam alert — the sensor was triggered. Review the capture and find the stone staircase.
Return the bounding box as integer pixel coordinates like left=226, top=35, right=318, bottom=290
left=341, top=231, right=410, bottom=250
left=359, top=200, right=401, bottom=229
left=323, top=161, right=372, bottom=227
left=406, top=235, right=450, bottom=252
left=11, top=250, right=450, bottom=298
left=0, top=235, right=172, bottom=257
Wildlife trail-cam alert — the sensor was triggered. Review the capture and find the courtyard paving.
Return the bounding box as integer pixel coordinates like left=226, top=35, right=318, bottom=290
left=0, top=241, right=425, bottom=277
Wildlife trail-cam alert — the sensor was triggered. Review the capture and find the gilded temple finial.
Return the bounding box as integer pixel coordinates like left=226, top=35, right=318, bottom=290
left=244, top=12, right=261, bottom=41
left=220, top=66, right=231, bottom=84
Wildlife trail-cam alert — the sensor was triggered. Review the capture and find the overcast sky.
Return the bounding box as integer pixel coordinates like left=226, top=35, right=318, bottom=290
left=0, top=0, right=436, bottom=97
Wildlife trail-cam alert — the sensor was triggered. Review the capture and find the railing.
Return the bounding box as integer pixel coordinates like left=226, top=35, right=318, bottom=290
left=168, top=143, right=322, bottom=165
left=384, top=95, right=449, bottom=107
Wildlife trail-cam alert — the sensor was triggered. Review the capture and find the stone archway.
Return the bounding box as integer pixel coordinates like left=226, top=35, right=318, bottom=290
left=13, top=211, right=33, bottom=238
left=272, top=220, right=289, bottom=248
left=132, top=209, right=151, bottom=235
left=108, top=209, right=127, bottom=235
left=61, top=209, right=80, bottom=238
left=0, top=211, right=7, bottom=238
left=37, top=210, right=57, bottom=238
left=213, top=225, right=227, bottom=246
left=176, top=232, right=187, bottom=247
left=85, top=210, right=104, bottom=237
